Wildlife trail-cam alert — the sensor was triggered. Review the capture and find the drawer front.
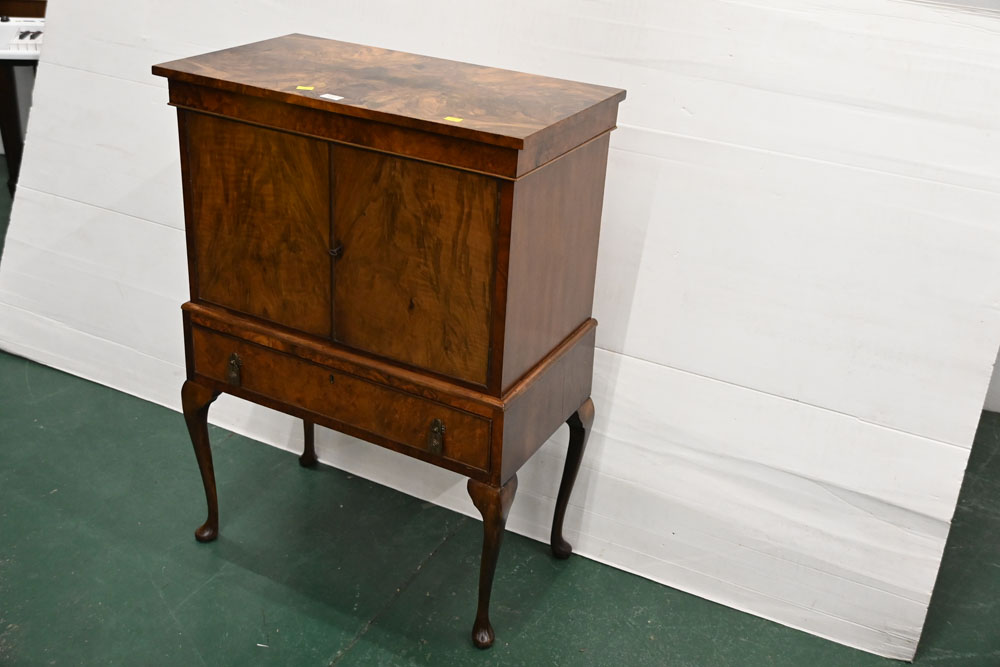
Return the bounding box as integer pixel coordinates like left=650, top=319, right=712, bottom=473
left=184, top=112, right=332, bottom=337
left=331, top=144, right=497, bottom=385
left=191, top=326, right=491, bottom=472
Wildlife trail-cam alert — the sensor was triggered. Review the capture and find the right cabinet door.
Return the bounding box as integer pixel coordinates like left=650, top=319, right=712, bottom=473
left=330, top=145, right=498, bottom=386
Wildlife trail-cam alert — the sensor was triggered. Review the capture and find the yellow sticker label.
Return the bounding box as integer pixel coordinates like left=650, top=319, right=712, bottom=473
left=443, top=116, right=463, bottom=122
left=296, top=85, right=315, bottom=91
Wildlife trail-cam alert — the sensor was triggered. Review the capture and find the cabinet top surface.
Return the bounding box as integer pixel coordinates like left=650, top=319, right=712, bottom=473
left=152, top=34, right=625, bottom=150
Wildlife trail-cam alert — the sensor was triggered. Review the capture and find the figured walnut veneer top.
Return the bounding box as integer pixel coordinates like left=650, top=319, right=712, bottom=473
left=152, top=34, right=625, bottom=151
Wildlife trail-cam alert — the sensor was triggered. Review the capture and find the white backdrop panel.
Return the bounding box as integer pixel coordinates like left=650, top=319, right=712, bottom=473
left=2, top=0, right=1000, bottom=660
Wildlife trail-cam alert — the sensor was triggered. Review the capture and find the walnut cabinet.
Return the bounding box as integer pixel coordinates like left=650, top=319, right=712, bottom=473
left=154, top=34, right=625, bottom=648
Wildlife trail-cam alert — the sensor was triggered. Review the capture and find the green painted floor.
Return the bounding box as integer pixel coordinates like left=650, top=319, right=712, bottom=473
left=0, top=353, right=998, bottom=665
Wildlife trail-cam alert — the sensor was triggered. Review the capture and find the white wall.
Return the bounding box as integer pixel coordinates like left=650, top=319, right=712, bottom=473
left=2, top=1, right=999, bottom=660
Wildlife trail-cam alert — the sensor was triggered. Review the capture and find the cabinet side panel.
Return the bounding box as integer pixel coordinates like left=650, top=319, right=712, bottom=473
left=331, top=145, right=496, bottom=385
left=185, top=112, right=332, bottom=337
left=501, top=134, right=610, bottom=391
left=500, top=324, right=596, bottom=483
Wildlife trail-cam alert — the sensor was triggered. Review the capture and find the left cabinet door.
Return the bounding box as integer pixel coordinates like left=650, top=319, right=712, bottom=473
left=182, top=112, right=332, bottom=338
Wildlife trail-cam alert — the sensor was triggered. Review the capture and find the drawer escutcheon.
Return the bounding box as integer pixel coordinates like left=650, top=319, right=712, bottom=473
left=427, top=418, right=446, bottom=455
left=227, top=352, right=242, bottom=387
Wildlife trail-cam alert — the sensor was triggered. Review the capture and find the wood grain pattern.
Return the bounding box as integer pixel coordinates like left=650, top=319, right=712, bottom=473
left=181, top=379, right=220, bottom=542
left=184, top=111, right=331, bottom=336
left=501, top=134, right=610, bottom=390
left=332, top=144, right=497, bottom=385
left=168, top=81, right=521, bottom=178
left=184, top=302, right=501, bottom=416
left=159, top=35, right=623, bottom=650
left=501, top=322, right=595, bottom=483
left=515, top=100, right=619, bottom=177
left=191, top=325, right=492, bottom=473
left=153, top=34, right=625, bottom=155
left=185, top=301, right=599, bottom=486
left=551, top=398, right=594, bottom=559
left=467, top=475, right=518, bottom=649
left=485, top=179, right=515, bottom=395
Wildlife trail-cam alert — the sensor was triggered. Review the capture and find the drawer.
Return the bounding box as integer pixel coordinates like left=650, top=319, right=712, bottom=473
left=190, top=326, right=491, bottom=472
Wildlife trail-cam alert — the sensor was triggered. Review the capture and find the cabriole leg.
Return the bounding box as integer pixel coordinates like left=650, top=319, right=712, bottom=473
left=551, top=398, right=594, bottom=559
left=300, top=419, right=318, bottom=467
left=181, top=380, right=220, bottom=543
left=467, top=475, right=518, bottom=649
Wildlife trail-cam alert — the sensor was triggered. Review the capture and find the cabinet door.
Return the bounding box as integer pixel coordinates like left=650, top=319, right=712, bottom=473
left=331, top=145, right=497, bottom=385
left=184, top=112, right=331, bottom=337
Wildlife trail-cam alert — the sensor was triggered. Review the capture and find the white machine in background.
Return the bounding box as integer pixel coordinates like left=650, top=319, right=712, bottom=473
left=0, top=17, right=43, bottom=60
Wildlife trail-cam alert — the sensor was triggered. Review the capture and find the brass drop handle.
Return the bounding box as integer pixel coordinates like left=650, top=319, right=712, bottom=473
left=427, top=418, right=446, bottom=455
left=227, top=352, right=242, bottom=387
